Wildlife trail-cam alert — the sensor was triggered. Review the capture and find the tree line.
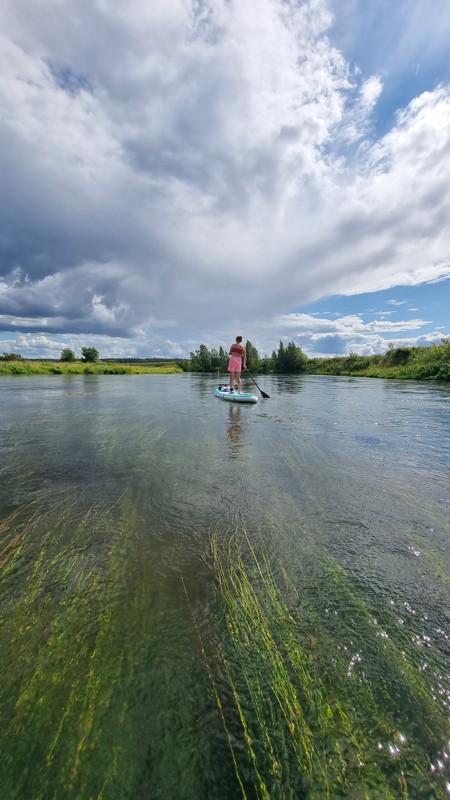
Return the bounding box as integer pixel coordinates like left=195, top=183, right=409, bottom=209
left=187, top=338, right=449, bottom=381
left=188, top=340, right=308, bottom=373
left=1, top=347, right=100, bottom=363
left=2, top=339, right=448, bottom=381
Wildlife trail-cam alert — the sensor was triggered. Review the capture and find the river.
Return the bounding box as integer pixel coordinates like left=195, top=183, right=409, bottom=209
left=0, top=373, right=449, bottom=798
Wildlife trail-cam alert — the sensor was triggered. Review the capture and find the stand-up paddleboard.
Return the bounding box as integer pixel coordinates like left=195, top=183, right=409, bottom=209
left=215, top=385, right=258, bottom=403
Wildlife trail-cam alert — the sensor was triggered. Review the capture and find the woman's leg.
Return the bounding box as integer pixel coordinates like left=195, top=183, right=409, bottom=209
left=237, top=371, right=242, bottom=392
left=229, top=370, right=235, bottom=390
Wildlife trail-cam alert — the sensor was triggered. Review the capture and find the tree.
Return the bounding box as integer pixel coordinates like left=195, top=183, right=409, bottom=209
left=210, top=348, right=221, bottom=371
left=197, top=344, right=212, bottom=372
left=81, top=347, right=99, bottom=363
left=218, top=346, right=228, bottom=372
left=245, top=340, right=260, bottom=372
left=60, top=348, right=76, bottom=362
left=189, top=344, right=212, bottom=372
left=273, top=340, right=307, bottom=372
left=1, top=352, right=23, bottom=361
left=284, top=341, right=308, bottom=372
left=273, top=340, right=286, bottom=372
left=260, top=354, right=273, bottom=373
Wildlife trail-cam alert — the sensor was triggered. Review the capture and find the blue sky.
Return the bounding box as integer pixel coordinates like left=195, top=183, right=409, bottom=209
left=0, top=0, right=449, bottom=359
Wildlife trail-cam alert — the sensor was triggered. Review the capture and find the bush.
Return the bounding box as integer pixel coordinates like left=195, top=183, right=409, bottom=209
left=382, top=348, right=412, bottom=367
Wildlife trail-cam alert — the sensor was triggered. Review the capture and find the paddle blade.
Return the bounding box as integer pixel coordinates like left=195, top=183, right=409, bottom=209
left=245, top=368, right=270, bottom=398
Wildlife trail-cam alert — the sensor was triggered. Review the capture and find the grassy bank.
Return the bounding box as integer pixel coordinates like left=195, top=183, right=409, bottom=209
left=0, top=360, right=183, bottom=376
left=306, top=340, right=450, bottom=381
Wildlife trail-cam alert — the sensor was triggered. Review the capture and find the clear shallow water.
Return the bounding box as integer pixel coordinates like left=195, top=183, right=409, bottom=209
left=0, top=373, right=449, bottom=799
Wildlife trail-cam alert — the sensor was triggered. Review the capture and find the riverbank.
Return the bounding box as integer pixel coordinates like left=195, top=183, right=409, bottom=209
left=2, top=339, right=449, bottom=381
left=306, top=341, right=450, bottom=381
left=0, top=360, right=183, bottom=375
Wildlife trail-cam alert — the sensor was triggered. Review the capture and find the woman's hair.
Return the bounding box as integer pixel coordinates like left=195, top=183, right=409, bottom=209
left=236, top=335, right=242, bottom=342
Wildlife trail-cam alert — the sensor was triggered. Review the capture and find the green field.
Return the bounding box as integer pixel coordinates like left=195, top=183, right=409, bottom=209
left=0, top=360, right=183, bottom=376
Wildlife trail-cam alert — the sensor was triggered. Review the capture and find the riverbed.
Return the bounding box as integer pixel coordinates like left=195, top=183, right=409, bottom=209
left=0, top=373, right=449, bottom=798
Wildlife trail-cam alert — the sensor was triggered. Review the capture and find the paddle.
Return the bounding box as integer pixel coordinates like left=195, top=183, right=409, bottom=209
left=245, top=368, right=270, bottom=399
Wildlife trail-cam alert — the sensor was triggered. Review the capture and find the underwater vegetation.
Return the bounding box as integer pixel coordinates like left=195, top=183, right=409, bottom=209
left=1, top=495, right=449, bottom=797
left=185, top=523, right=450, bottom=799
left=1, top=381, right=449, bottom=798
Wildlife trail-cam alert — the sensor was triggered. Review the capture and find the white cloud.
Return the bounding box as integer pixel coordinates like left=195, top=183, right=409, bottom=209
left=271, top=311, right=431, bottom=338
left=16, top=334, right=60, bottom=351
left=360, top=75, right=383, bottom=109
left=253, top=311, right=441, bottom=358
left=0, top=0, right=450, bottom=357
left=2, top=307, right=445, bottom=361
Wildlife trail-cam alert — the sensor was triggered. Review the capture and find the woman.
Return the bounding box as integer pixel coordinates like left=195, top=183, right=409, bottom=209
left=228, top=336, right=247, bottom=393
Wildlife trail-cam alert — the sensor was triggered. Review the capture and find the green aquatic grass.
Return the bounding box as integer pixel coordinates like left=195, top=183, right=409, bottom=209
left=0, top=496, right=207, bottom=799
left=1, top=393, right=449, bottom=798
left=204, top=528, right=386, bottom=799
left=0, top=497, right=137, bottom=798
left=200, top=522, right=450, bottom=799
left=0, top=419, right=237, bottom=800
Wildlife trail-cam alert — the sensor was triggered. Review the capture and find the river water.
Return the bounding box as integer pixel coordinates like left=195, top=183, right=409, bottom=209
left=0, top=373, right=449, bottom=799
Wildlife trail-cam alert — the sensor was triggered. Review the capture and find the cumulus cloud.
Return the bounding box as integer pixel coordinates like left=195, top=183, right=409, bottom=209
left=252, top=310, right=438, bottom=357
left=257, top=314, right=445, bottom=357
left=1, top=0, right=450, bottom=356
left=360, top=76, right=383, bottom=110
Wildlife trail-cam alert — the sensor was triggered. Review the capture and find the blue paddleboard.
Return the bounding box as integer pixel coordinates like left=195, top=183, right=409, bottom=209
left=215, top=386, right=258, bottom=403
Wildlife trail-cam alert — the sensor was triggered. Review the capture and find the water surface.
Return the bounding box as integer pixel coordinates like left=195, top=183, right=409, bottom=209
left=0, top=374, right=449, bottom=798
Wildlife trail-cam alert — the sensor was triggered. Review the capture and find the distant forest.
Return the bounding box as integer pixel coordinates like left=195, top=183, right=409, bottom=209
left=187, top=339, right=450, bottom=382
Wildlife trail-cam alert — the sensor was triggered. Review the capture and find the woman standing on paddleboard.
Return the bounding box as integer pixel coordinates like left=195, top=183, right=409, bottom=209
left=228, top=336, right=247, bottom=393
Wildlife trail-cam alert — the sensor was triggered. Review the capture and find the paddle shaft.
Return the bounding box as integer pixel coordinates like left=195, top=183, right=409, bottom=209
left=245, top=369, right=270, bottom=399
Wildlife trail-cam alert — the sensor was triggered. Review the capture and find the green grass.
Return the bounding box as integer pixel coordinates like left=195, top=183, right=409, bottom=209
left=306, top=340, right=450, bottom=381
left=0, top=360, right=183, bottom=375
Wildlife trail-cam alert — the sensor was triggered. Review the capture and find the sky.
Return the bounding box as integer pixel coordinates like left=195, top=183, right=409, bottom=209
left=1, top=0, right=449, bottom=360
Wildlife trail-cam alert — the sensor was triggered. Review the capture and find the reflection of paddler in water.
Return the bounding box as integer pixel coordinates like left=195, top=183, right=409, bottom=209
left=227, top=405, right=245, bottom=448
